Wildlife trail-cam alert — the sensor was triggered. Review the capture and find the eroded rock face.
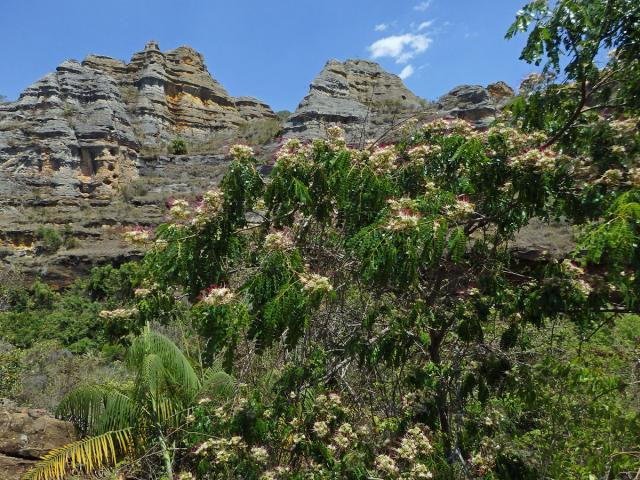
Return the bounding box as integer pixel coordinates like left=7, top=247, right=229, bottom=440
left=0, top=403, right=76, bottom=480
left=434, top=82, right=515, bottom=128
left=0, top=46, right=518, bottom=284
left=0, top=42, right=275, bottom=284
left=284, top=59, right=425, bottom=144
left=284, top=60, right=516, bottom=145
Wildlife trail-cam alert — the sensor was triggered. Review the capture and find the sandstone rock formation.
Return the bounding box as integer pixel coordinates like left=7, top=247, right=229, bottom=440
left=435, top=81, right=515, bottom=128
left=0, top=42, right=275, bottom=284
left=0, top=44, right=519, bottom=283
left=284, top=59, right=425, bottom=145
left=0, top=402, right=76, bottom=480
left=283, top=59, right=515, bottom=146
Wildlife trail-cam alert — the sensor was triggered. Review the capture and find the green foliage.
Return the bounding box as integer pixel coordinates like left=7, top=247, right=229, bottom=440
left=27, top=329, right=220, bottom=480
left=169, top=138, right=188, bottom=155
left=36, top=226, right=64, bottom=252
left=15, top=2, right=640, bottom=478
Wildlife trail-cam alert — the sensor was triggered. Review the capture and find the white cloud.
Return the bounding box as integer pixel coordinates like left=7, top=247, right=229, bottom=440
left=414, top=1, right=432, bottom=11
left=398, top=64, right=415, bottom=80
left=374, top=23, right=388, bottom=32
left=417, top=20, right=434, bottom=31
left=368, top=33, right=432, bottom=64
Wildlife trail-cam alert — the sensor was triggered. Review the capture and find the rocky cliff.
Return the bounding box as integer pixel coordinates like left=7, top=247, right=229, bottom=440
left=0, top=43, right=517, bottom=284
left=284, top=59, right=514, bottom=145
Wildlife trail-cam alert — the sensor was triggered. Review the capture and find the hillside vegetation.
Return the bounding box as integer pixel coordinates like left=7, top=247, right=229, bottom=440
left=0, top=0, right=639, bottom=479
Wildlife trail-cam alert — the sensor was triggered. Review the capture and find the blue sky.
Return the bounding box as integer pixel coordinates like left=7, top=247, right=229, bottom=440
left=0, top=0, right=535, bottom=111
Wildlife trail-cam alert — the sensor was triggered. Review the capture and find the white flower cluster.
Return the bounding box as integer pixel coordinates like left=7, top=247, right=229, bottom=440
left=177, top=472, right=194, bottom=480
left=261, top=466, right=290, bottom=480
left=385, top=211, right=422, bottom=232
left=98, top=307, right=138, bottom=320
left=203, top=188, right=225, bottom=212
left=599, top=168, right=624, bottom=185
left=445, top=199, right=475, bottom=220
left=630, top=167, right=640, bottom=187
left=250, top=446, right=269, bottom=464
left=375, top=454, right=399, bottom=476
left=368, top=146, right=396, bottom=175
left=486, top=126, right=547, bottom=152
left=313, top=420, right=330, bottom=438
left=509, top=149, right=556, bottom=171
left=264, top=231, right=294, bottom=252
left=169, top=199, right=191, bottom=220
left=122, top=229, right=150, bottom=244
left=422, top=119, right=449, bottom=135
left=201, top=286, right=236, bottom=306
left=133, top=287, right=151, bottom=298
left=299, top=273, right=333, bottom=294
left=195, top=436, right=245, bottom=464
left=388, top=197, right=420, bottom=212
left=395, top=426, right=433, bottom=461
left=326, top=125, right=347, bottom=149
left=560, top=259, right=584, bottom=277
left=407, top=144, right=442, bottom=162
left=573, top=278, right=593, bottom=296
left=230, top=144, right=254, bottom=160
left=333, top=422, right=357, bottom=449
left=410, top=463, right=434, bottom=479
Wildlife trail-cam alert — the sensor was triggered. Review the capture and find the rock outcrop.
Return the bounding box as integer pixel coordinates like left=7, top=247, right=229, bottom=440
left=0, top=402, right=76, bottom=480
left=284, top=59, right=425, bottom=144
left=0, top=42, right=275, bottom=285
left=435, top=81, right=515, bottom=128
left=0, top=44, right=518, bottom=283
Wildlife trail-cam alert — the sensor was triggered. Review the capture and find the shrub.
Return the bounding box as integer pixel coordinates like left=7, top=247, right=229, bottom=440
left=169, top=138, right=188, bottom=155
left=36, top=226, right=63, bottom=252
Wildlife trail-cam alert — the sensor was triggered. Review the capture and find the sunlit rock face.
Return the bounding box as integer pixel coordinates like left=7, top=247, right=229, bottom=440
left=0, top=42, right=274, bottom=284
left=0, top=42, right=518, bottom=284
left=284, top=59, right=425, bottom=145
left=284, top=59, right=515, bottom=145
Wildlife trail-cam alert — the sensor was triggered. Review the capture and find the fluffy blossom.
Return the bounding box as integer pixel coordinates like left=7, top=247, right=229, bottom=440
left=561, top=259, right=584, bottom=276
left=510, top=149, right=556, bottom=171
left=333, top=423, right=357, bottom=449
left=407, top=144, right=441, bottom=162
left=264, top=231, right=294, bottom=252
left=410, top=464, right=434, bottom=479
left=299, top=273, right=333, bottom=293
left=375, top=454, right=399, bottom=476
left=600, top=168, right=624, bottom=185
left=386, top=211, right=422, bottom=231
left=134, top=288, right=151, bottom=298
left=230, top=144, right=254, bottom=160
left=396, top=426, right=433, bottom=461
left=368, top=146, right=396, bottom=175
left=326, top=125, right=346, bottom=149
left=251, top=446, right=269, bottom=464
left=122, top=227, right=151, bottom=244
left=445, top=199, right=475, bottom=220
left=313, top=421, right=330, bottom=438
left=201, top=286, right=236, bottom=306
left=98, top=308, right=138, bottom=320
left=169, top=199, right=191, bottom=220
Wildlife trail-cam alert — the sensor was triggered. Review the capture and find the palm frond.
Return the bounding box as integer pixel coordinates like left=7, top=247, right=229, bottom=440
left=200, top=368, right=236, bottom=401
left=22, top=429, right=133, bottom=480
left=128, top=331, right=200, bottom=402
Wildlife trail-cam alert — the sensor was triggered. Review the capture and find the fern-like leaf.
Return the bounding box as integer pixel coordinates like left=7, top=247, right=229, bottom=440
left=22, top=428, right=133, bottom=480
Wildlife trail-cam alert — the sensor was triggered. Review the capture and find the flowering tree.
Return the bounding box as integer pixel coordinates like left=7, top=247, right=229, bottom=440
left=111, top=96, right=639, bottom=476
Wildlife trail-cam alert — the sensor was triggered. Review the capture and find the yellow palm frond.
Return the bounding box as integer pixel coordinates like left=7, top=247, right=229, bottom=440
left=21, top=428, right=133, bottom=480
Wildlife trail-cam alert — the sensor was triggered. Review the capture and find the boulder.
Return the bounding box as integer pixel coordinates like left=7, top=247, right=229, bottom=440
left=0, top=403, right=77, bottom=480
